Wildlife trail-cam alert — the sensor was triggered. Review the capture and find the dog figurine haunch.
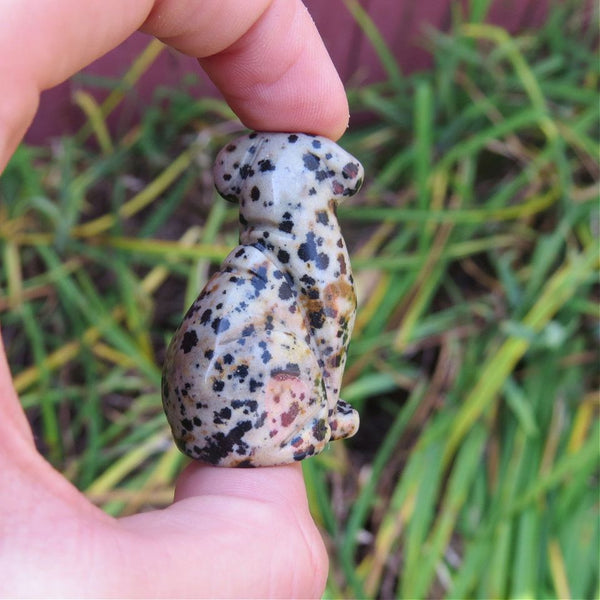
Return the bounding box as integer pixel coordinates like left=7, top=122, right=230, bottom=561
left=162, top=132, right=364, bottom=467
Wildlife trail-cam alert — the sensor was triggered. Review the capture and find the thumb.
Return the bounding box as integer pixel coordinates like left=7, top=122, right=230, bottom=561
left=117, top=462, right=329, bottom=598
left=175, top=458, right=308, bottom=504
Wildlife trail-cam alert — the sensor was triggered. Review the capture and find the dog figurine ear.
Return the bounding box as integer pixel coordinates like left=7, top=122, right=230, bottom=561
left=298, top=135, right=364, bottom=199
left=212, top=132, right=264, bottom=203
left=213, top=132, right=364, bottom=204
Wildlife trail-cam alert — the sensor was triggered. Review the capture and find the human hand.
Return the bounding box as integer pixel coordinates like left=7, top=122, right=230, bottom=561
left=0, top=0, right=349, bottom=171
left=0, top=1, right=350, bottom=595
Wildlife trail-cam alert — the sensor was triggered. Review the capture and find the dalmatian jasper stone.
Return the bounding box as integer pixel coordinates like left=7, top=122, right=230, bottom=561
left=161, top=132, right=364, bottom=467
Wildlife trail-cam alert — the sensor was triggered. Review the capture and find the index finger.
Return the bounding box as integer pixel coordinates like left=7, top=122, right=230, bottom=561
left=0, top=0, right=349, bottom=172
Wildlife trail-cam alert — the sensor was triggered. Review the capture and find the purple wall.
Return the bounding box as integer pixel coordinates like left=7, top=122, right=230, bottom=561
left=26, top=0, right=552, bottom=143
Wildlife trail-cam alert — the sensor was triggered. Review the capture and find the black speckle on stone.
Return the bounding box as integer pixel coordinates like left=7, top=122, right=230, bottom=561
left=235, top=248, right=245, bottom=258
left=181, top=418, right=194, bottom=432
left=279, top=220, right=293, bottom=233
left=183, top=301, right=199, bottom=320
left=223, top=353, right=234, bottom=365
left=316, top=169, right=332, bottom=182
left=232, top=399, right=258, bottom=413
left=303, top=153, right=320, bottom=171
left=316, top=211, right=329, bottom=225
left=250, top=186, right=260, bottom=201
left=193, top=416, right=202, bottom=426
left=239, top=164, right=255, bottom=179
left=300, top=274, right=316, bottom=286
left=200, top=419, right=253, bottom=463
left=298, top=232, right=318, bottom=263
left=293, top=446, right=315, bottom=461
left=258, top=159, right=275, bottom=172
left=255, top=411, right=268, bottom=428
left=200, top=309, right=212, bottom=325
left=213, top=406, right=232, bottom=425
left=226, top=144, right=237, bottom=152
left=278, top=281, right=293, bottom=300
left=283, top=270, right=294, bottom=286
left=211, top=317, right=230, bottom=334
left=249, top=378, right=264, bottom=393
left=288, top=134, right=298, bottom=143
left=309, top=187, right=317, bottom=196
left=242, top=324, right=255, bottom=337
left=250, top=265, right=268, bottom=296
left=309, top=308, right=326, bottom=329
left=259, top=341, right=272, bottom=364
left=204, top=349, right=214, bottom=359
left=212, top=380, right=225, bottom=392
left=312, top=139, right=322, bottom=149
left=180, top=330, right=198, bottom=353
left=223, top=173, right=232, bottom=181
left=316, top=253, right=329, bottom=270
left=313, top=418, right=328, bottom=441
left=234, top=364, right=249, bottom=380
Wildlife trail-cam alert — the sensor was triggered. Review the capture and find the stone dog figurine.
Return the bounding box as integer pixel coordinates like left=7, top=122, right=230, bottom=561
left=162, top=132, right=363, bottom=467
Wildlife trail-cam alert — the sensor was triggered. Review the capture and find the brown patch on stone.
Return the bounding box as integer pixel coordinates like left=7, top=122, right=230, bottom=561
left=322, top=280, right=355, bottom=318
left=337, top=253, right=347, bottom=274
left=281, top=401, right=300, bottom=427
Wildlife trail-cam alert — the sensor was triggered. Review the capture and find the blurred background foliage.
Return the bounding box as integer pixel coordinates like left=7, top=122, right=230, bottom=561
left=0, top=1, right=598, bottom=598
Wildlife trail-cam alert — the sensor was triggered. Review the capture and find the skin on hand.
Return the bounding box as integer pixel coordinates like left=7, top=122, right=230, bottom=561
left=0, top=0, right=349, bottom=172
left=0, top=0, right=350, bottom=595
